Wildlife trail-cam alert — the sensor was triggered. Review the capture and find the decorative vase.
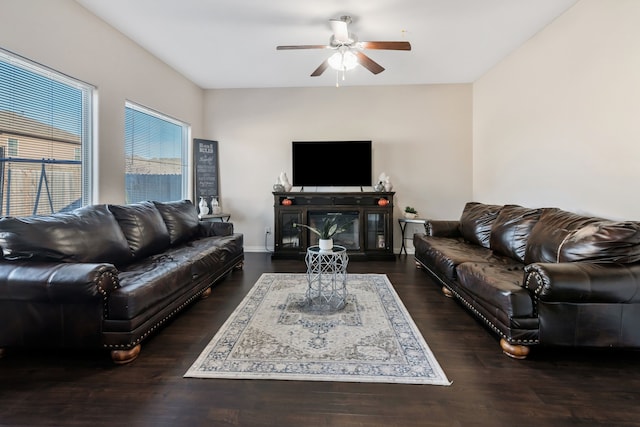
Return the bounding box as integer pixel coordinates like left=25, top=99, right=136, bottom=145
left=211, top=197, right=221, bottom=214
left=318, top=238, right=333, bottom=252
left=273, top=175, right=285, bottom=192
left=279, top=172, right=292, bottom=192
left=373, top=182, right=384, bottom=192
left=384, top=178, right=393, bottom=192
left=198, top=197, right=209, bottom=216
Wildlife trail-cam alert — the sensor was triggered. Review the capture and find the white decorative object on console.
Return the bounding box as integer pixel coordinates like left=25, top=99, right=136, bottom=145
left=279, top=171, right=292, bottom=192
left=211, top=197, right=221, bottom=214
left=198, top=197, right=209, bottom=216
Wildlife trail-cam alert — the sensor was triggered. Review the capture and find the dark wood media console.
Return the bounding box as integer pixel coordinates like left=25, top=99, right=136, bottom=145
left=272, top=191, right=395, bottom=260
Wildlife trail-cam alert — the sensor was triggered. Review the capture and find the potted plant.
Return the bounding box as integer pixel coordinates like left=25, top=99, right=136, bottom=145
left=293, top=216, right=353, bottom=251
left=404, top=206, right=418, bottom=219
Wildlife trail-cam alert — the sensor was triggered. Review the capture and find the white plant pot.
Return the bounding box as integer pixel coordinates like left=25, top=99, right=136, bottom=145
left=404, top=212, right=417, bottom=219
left=318, top=238, right=333, bottom=252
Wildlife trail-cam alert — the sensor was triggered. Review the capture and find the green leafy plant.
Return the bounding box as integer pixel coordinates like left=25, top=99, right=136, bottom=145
left=293, top=216, right=353, bottom=239
left=405, top=206, right=418, bottom=214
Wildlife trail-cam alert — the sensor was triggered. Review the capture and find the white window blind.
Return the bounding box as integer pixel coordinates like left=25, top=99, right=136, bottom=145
left=124, top=102, right=188, bottom=204
left=0, top=48, right=93, bottom=217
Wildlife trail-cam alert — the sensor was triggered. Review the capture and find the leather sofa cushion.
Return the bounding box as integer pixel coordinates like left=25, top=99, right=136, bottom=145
left=108, top=202, right=170, bottom=260
left=524, top=208, right=602, bottom=264
left=459, top=202, right=503, bottom=248
left=456, top=261, right=534, bottom=319
left=413, top=234, right=502, bottom=281
left=0, top=204, right=130, bottom=265
left=153, top=200, right=199, bottom=245
left=557, top=221, right=640, bottom=263
left=489, top=205, right=542, bottom=263
left=109, top=233, right=244, bottom=321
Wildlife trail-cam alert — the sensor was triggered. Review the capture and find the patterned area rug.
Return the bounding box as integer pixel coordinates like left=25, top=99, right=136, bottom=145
left=185, top=273, right=450, bottom=385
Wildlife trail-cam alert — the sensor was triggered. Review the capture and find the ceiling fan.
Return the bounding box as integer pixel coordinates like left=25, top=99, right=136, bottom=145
left=276, top=16, right=411, bottom=77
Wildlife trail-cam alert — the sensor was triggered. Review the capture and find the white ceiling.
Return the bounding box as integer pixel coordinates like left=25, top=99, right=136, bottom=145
left=75, top=0, right=578, bottom=89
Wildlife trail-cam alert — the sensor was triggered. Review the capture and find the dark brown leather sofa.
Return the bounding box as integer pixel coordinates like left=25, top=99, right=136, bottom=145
left=414, top=202, right=640, bottom=359
left=0, top=199, right=243, bottom=364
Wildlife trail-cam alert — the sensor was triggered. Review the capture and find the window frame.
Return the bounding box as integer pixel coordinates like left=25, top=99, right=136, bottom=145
left=0, top=48, right=95, bottom=216
left=124, top=101, right=190, bottom=204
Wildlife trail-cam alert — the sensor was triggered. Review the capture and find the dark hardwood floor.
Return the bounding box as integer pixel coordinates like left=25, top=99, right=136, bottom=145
left=1, top=253, right=639, bottom=427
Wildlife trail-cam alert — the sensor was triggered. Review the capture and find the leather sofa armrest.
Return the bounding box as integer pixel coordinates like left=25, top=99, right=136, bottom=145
left=198, top=221, right=234, bottom=237
left=0, top=262, right=119, bottom=303
left=524, top=262, right=640, bottom=304
left=425, top=220, right=461, bottom=237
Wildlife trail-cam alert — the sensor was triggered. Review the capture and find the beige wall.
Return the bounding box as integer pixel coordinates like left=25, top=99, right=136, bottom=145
left=0, top=0, right=204, bottom=204
left=7, top=0, right=634, bottom=254
left=204, top=85, right=472, bottom=252
left=473, top=0, right=640, bottom=219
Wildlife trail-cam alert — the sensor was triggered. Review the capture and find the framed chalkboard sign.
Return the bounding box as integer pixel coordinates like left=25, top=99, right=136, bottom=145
left=193, top=139, right=219, bottom=203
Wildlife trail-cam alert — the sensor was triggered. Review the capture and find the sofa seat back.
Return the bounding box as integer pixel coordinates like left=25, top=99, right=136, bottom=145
left=524, top=208, right=640, bottom=264
left=0, top=204, right=131, bottom=265
left=489, top=205, right=542, bottom=263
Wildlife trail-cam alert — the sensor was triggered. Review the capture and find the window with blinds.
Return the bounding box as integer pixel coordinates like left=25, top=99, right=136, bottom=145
left=124, top=102, right=188, bottom=204
left=0, top=49, right=94, bottom=217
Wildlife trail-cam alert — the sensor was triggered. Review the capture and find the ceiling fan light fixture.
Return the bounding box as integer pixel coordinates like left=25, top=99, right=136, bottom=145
left=328, top=50, right=358, bottom=71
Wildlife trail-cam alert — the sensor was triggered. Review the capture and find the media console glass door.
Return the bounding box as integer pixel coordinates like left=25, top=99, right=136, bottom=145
left=280, top=211, right=302, bottom=249
left=308, top=211, right=360, bottom=250
left=366, top=212, right=389, bottom=250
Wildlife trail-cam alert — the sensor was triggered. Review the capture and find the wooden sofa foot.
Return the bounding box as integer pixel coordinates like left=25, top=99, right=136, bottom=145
left=442, top=286, right=454, bottom=298
left=415, top=261, right=422, bottom=269
left=500, top=338, right=530, bottom=359
left=234, top=261, right=244, bottom=270
left=201, top=287, right=212, bottom=299
left=111, top=344, right=141, bottom=364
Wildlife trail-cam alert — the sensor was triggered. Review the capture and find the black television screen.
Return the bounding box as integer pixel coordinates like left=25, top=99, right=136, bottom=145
left=292, top=141, right=372, bottom=188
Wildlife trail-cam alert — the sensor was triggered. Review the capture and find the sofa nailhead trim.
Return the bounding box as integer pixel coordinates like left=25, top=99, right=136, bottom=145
left=97, top=271, right=120, bottom=319
left=102, top=258, right=242, bottom=350
left=103, top=284, right=206, bottom=349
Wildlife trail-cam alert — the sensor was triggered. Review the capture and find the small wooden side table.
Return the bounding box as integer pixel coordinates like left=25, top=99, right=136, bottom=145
left=398, top=217, right=427, bottom=255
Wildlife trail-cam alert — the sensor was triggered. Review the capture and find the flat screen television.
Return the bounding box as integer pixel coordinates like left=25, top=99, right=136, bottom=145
left=292, top=140, right=372, bottom=188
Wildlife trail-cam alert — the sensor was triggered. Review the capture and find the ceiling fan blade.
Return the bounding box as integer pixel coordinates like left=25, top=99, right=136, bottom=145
left=355, top=51, right=385, bottom=75
left=310, top=59, right=330, bottom=77
left=329, top=18, right=350, bottom=43
left=276, top=45, right=331, bottom=50
left=360, top=41, right=412, bottom=51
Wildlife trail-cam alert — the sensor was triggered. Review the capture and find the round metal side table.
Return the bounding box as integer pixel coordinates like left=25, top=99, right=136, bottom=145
left=304, top=245, right=349, bottom=311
